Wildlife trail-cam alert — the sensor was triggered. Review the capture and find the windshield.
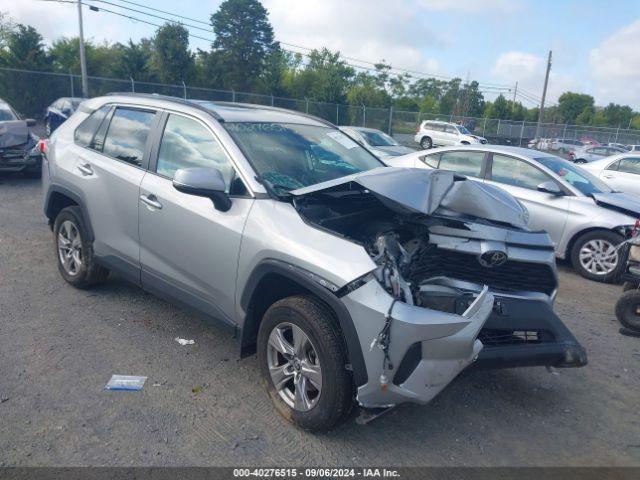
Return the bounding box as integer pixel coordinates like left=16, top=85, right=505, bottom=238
left=535, top=156, right=613, bottom=195
left=225, top=123, right=384, bottom=193
left=456, top=125, right=471, bottom=134
left=0, top=106, right=17, bottom=121
left=360, top=130, right=399, bottom=147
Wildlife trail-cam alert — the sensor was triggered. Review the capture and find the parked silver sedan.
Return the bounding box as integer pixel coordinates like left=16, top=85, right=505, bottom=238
left=581, top=153, right=640, bottom=197
left=339, top=126, right=415, bottom=159
left=386, top=145, right=640, bottom=282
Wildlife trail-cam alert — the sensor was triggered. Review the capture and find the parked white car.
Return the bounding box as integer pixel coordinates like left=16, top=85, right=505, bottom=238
left=386, top=145, right=640, bottom=282
left=414, top=120, right=487, bottom=150
left=581, top=153, right=640, bottom=197
left=551, top=138, right=584, bottom=152
left=627, top=145, right=640, bottom=152
left=569, top=145, right=627, bottom=163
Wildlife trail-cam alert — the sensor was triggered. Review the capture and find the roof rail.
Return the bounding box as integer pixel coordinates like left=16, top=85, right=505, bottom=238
left=212, top=101, right=336, bottom=128
left=105, top=92, right=224, bottom=121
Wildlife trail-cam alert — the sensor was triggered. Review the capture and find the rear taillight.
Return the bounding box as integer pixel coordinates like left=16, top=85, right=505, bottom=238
left=38, top=139, right=47, bottom=154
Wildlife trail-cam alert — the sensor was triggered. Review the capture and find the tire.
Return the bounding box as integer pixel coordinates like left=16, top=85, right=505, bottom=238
left=624, top=281, right=640, bottom=292
left=420, top=136, right=432, bottom=149
left=257, top=295, right=353, bottom=431
left=574, top=158, right=587, bottom=164
left=570, top=230, right=624, bottom=282
left=53, top=206, right=109, bottom=288
left=615, top=290, right=640, bottom=332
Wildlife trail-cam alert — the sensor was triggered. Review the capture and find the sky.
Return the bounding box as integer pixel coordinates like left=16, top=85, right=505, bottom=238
left=4, top=0, right=640, bottom=109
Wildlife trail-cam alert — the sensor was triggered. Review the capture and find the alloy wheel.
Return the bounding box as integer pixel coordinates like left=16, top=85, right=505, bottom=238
left=578, top=239, right=619, bottom=276
left=57, top=220, right=83, bottom=276
left=267, top=322, right=322, bottom=412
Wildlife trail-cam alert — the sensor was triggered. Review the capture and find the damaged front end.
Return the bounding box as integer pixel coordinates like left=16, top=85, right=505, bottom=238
left=292, top=168, right=586, bottom=408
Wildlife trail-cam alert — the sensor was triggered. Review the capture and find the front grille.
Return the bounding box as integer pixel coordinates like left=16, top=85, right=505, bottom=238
left=0, top=147, right=27, bottom=160
left=479, top=328, right=554, bottom=347
left=408, top=248, right=556, bottom=295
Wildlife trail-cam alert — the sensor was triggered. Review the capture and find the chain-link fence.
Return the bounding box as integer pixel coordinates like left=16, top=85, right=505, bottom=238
left=2, top=66, right=640, bottom=147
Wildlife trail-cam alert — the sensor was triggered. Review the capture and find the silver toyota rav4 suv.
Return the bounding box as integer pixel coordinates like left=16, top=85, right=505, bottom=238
left=43, top=94, right=586, bottom=431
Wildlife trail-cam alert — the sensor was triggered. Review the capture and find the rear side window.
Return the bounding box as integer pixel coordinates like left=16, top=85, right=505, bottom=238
left=74, top=105, right=110, bottom=147
left=618, top=157, right=640, bottom=175
left=102, top=107, right=155, bottom=167
left=438, top=151, right=484, bottom=177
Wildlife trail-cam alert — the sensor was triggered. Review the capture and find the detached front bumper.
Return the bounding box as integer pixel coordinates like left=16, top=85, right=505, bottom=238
left=474, top=293, right=587, bottom=369
left=342, top=279, right=494, bottom=408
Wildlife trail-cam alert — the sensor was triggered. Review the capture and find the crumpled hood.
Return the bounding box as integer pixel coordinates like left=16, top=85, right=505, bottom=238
left=371, top=145, right=415, bottom=157
left=291, top=167, right=528, bottom=228
left=592, top=192, right=640, bottom=218
left=0, top=120, right=29, bottom=148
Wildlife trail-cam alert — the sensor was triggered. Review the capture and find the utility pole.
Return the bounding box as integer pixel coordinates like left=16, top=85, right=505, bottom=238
left=77, top=0, right=89, bottom=97
left=512, top=81, right=518, bottom=111
left=535, top=50, right=552, bottom=140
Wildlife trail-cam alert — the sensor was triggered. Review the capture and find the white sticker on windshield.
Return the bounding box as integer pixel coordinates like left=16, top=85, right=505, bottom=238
left=327, top=131, right=359, bottom=149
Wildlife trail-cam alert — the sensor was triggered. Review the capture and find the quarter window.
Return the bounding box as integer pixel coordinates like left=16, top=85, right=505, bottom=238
left=490, top=154, right=551, bottom=190
left=438, top=151, right=484, bottom=177
left=618, top=157, right=640, bottom=175
left=74, top=105, right=110, bottom=148
left=606, top=160, right=621, bottom=171
left=102, top=107, right=155, bottom=167
left=156, top=114, right=239, bottom=193
left=420, top=153, right=440, bottom=168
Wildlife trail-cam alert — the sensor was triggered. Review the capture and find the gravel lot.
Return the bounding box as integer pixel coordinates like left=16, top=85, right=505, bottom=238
left=1, top=173, right=639, bottom=467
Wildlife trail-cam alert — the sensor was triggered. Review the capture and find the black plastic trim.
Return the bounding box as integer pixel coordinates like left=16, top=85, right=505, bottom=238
left=240, top=259, right=368, bottom=387
left=43, top=184, right=94, bottom=241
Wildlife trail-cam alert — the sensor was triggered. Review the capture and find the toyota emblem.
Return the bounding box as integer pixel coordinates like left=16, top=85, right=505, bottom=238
left=479, top=250, right=508, bottom=268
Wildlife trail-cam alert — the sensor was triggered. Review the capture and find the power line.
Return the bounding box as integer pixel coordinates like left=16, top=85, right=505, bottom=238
left=99, top=0, right=211, bottom=25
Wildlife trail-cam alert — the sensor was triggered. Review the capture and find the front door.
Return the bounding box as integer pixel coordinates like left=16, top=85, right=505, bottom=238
left=139, top=112, right=254, bottom=325
left=484, top=153, right=570, bottom=253
left=601, top=157, right=640, bottom=196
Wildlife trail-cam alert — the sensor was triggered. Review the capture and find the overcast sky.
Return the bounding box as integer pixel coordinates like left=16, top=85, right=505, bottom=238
left=5, top=0, right=640, bottom=109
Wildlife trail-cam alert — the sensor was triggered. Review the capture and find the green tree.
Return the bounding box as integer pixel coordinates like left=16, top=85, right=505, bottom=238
left=152, top=23, right=194, bottom=84
left=485, top=94, right=510, bottom=119
left=0, top=24, right=51, bottom=116
left=210, top=0, right=279, bottom=91
left=557, top=92, right=594, bottom=124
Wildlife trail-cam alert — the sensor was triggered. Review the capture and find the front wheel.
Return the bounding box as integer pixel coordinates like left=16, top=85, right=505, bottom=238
left=257, top=295, right=353, bottom=431
left=420, top=136, right=432, bottom=149
left=615, top=290, right=640, bottom=332
left=570, top=230, right=623, bottom=282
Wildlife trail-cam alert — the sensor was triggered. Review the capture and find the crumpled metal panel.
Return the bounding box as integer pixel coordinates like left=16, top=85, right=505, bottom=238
left=0, top=120, right=29, bottom=149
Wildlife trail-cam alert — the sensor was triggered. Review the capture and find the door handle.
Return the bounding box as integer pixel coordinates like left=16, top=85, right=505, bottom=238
left=603, top=174, right=614, bottom=179
left=77, top=163, right=94, bottom=176
left=140, top=194, right=163, bottom=210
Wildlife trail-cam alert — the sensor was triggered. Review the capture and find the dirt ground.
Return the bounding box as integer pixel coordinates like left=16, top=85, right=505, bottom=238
left=1, top=173, right=639, bottom=467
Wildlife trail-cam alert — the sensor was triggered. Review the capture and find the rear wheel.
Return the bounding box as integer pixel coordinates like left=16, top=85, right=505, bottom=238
left=570, top=230, right=623, bottom=282
left=53, top=206, right=109, bottom=288
left=420, top=136, right=432, bottom=149
left=257, top=295, right=353, bottom=431
left=574, top=158, right=587, bottom=164
left=615, top=290, right=640, bottom=332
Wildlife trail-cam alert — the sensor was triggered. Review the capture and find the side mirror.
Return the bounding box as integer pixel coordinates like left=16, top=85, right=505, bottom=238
left=172, top=167, right=231, bottom=212
left=537, top=181, right=563, bottom=196
left=26, top=119, right=36, bottom=127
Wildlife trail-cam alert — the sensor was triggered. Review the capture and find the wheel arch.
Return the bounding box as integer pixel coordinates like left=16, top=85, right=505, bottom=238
left=239, top=260, right=368, bottom=387
left=44, top=185, right=94, bottom=241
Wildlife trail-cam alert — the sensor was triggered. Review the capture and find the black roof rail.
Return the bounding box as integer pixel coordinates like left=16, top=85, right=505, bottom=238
left=105, top=92, right=336, bottom=127
left=105, top=92, right=224, bottom=121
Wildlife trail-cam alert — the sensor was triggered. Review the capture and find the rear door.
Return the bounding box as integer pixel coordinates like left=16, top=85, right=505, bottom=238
left=75, top=105, right=158, bottom=282
left=139, top=111, right=254, bottom=325
left=601, top=157, right=640, bottom=196
left=484, top=153, right=569, bottom=250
